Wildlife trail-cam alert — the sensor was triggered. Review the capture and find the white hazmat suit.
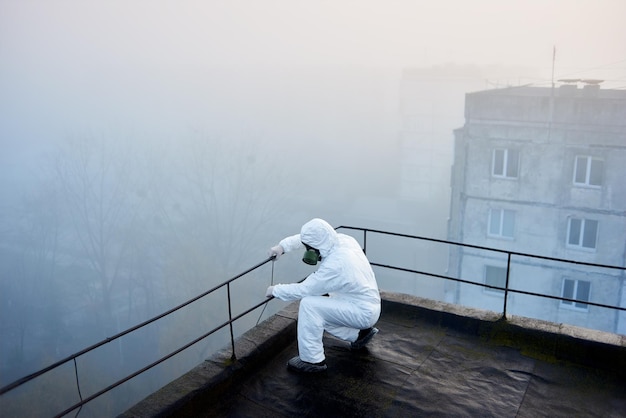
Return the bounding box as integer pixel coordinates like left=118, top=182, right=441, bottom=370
left=268, top=218, right=381, bottom=365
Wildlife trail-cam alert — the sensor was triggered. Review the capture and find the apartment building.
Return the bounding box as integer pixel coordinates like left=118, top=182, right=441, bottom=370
left=447, top=82, right=626, bottom=334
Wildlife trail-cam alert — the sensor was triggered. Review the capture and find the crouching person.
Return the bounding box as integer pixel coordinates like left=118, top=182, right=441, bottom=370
left=266, top=218, right=381, bottom=372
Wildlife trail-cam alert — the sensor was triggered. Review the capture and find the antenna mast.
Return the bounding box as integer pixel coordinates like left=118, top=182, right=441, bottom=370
left=548, top=46, right=556, bottom=142
left=551, top=46, right=556, bottom=88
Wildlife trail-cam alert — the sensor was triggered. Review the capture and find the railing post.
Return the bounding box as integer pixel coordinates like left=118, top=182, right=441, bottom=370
left=363, top=229, right=368, bottom=255
left=502, top=253, right=512, bottom=320
left=227, top=282, right=236, bottom=361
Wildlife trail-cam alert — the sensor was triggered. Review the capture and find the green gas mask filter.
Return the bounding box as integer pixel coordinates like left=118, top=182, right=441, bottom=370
left=302, top=244, right=321, bottom=265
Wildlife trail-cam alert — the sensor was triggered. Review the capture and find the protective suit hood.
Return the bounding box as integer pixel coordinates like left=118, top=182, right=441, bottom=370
left=300, top=218, right=338, bottom=258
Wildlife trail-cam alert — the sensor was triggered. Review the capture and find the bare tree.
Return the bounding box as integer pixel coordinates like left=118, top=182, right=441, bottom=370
left=144, top=133, right=295, bottom=365
left=0, top=180, right=64, bottom=379
left=153, top=134, right=292, bottom=286
left=53, top=135, right=149, bottom=335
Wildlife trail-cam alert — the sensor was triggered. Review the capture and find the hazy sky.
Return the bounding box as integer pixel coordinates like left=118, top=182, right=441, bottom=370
left=2, top=1, right=624, bottom=72
left=1, top=0, right=625, bottom=188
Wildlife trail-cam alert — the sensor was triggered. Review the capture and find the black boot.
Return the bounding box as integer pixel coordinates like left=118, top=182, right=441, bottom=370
left=351, top=327, right=379, bottom=349
left=287, top=356, right=327, bottom=372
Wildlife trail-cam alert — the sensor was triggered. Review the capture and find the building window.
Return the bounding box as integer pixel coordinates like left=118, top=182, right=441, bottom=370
left=561, top=278, right=590, bottom=310
left=492, top=148, right=519, bottom=178
left=566, top=217, right=598, bottom=250
left=488, top=209, right=515, bottom=239
left=484, top=265, right=506, bottom=294
left=573, top=156, right=603, bottom=187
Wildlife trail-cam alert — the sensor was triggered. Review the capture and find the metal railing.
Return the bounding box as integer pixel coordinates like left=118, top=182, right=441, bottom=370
left=1, top=226, right=625, bottom=417
left=0, top=256, right=281, bottom=417
left=340, top=226, right=626, bottom=319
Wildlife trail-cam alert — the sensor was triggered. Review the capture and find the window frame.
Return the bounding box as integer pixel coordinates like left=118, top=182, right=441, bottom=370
left=492, top=148, right=520, bottom=179
left=566, top=217, right=598, bottom=251
left=573, top=155, right=603, bottom=188
left=484, top=265, right=507, bottom=295
left=487, top=208, right=515, bottom=239
left=560, top=278, right=591, bottom=311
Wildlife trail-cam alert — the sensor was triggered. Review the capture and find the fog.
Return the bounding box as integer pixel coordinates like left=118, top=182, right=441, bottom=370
left=1, top=0, right=625, bottom=415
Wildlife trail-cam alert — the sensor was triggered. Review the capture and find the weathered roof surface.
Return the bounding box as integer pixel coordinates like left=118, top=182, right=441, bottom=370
left=121, top=292, right=626, bottom=417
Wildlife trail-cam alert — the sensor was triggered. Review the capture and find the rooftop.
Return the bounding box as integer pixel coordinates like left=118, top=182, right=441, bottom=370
left=121, top=292, right=626, bottom=417
left=468, top=84, right=626, bottom=99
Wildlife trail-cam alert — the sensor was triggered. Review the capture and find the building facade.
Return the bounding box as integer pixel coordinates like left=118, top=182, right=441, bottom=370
left=447, top=82, right=626, bottom=334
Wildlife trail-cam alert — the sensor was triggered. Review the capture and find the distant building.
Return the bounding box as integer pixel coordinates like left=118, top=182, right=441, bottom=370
left=447, top=82, right=626, bottom=334
left=373, top=67, right=486, bottom=301
left=398, top=67, right=485, bottom=215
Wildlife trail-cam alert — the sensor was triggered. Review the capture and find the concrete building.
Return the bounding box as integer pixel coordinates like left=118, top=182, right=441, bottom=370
left=447, top=82, right=626, bottom=334
left=393, top=66, right=540, bottom=303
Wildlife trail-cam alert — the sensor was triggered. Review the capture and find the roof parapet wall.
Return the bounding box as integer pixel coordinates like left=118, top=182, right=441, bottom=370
left=120, top=292, right=626, bottom=417
left=381, top=292, right=626, bottom=374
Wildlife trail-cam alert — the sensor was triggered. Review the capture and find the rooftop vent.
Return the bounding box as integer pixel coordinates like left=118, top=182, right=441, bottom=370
left=582, top=79, right=603, bottom=97
left=556, top=79, right=604, bottom=97
left=558, top=78, right=582, bottom=84
left=558, top=79, right=579, bottom=97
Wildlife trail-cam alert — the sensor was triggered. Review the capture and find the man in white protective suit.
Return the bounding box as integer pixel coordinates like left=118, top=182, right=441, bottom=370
left=266, top=218, right=381, bottom=373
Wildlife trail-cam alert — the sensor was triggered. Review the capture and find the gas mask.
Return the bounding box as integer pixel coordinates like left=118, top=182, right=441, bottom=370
left=302, top=243, right=321, bottom=265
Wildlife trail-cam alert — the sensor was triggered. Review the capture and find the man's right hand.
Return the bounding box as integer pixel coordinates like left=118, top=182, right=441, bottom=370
left=268, top=245, right=284, bottom=260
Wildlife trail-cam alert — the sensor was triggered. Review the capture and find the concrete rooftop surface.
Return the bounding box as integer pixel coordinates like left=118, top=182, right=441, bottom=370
left=121, top=292, right=626, bottom=417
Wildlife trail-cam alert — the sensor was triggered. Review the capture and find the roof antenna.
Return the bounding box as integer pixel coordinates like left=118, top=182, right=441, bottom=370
left=551, top=45, right=556, bottom=89
left=548, top=45, right=556, bottom=142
